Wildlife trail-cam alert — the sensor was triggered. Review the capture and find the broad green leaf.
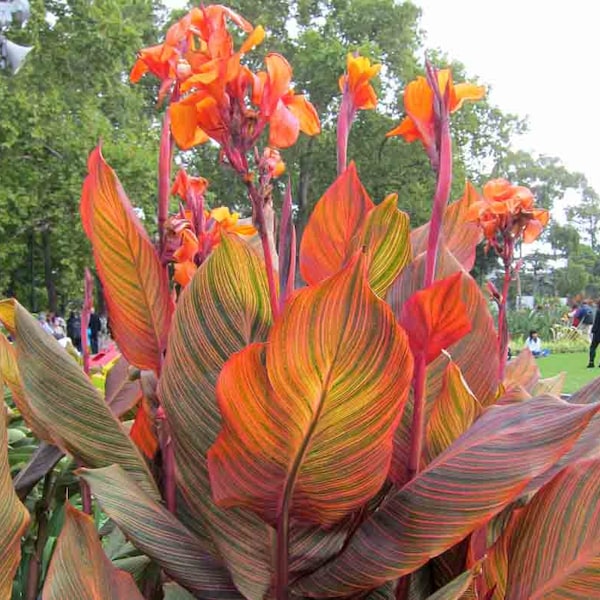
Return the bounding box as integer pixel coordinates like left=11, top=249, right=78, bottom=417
left=410, top=181, right=482, bottom=272
left=0, top=299, right=158, bottom=499
left=42, top=504, right=143, bottom=600
left=425, top=361, right=482, bottom=463
left=80, top=146, right=172, bottom=373
left=300, top=162, right=374, bottom=285
left=296, top=397, right=600, bottom=596
left=503, top=458, right=600, bottom=598
left=503, top=348, right=540, bottom=393
left=351, top=193, right=411, bottom=296
left=158, top=235, right=273, bottom=599
left=208, top=255, right=413, bottom=527
left=80, top=465, right=242, bottom=599
left=0, top=402, right=30, bottom=600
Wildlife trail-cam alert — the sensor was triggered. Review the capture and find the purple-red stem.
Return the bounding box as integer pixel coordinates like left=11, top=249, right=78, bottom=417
left=246, top=181, right=280, bottom=318
left=408, top=81, right=453, bottom=481
left=158, top=406, right=176, bottom=513
left=497, top=253, right=512, bottom=381
left=336, top=94, right=354, bottom=176
left=423, top=111, right=452, bottom=288
left=407, top=354, right=427, bottom=481
left=158, top=110, right=172, bottom=256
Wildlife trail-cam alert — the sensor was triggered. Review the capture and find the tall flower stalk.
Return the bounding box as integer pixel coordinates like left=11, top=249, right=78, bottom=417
left=467, top=178, right=550, bottom=380
left=388, top=62, right=484, bottom=479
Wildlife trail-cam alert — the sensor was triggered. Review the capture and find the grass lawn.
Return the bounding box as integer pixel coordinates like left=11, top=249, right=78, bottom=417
left=537, top=351, right=600, bottom=394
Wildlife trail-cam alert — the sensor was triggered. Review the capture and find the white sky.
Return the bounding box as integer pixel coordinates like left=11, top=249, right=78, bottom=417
left=416, top=0, right=600, bottom=193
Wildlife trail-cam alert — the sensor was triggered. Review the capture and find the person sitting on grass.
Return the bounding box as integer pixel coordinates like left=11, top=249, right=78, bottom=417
left=525, top=330, right=549, bottom=357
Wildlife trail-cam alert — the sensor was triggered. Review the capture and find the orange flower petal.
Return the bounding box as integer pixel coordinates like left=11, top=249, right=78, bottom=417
left=523, top=219, right=543, bottom=243
left=386, top=116, right=420, bottom=141
left=174, top=229, right=199, bottom=263
left=268, top=101, right=300, bottom=148
left=240, top=25, right=265, bottom=54
left=170, top=102, right=209, bottom=150
left=483, top=178, right=513, bottom=201
left=264, top=53, right=293, bottom=114
left=452, top=83, right=486, bottom=112
left=174, top=261, right=197, bottom=287
left=404, top=76, right=435, bottom=122
left=284, top=94, right=321, bottom=136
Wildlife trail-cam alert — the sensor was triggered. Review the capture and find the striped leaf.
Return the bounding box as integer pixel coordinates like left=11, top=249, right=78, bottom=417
left=1, top=299, right=158, bottom=499
left=295, top=397, right=600, bottom=596
left=208, top=255, right=413, bottom=527
left=104, top=356, right=142, bottom=416
left=532, top=371, right=566, bottom=397
left=410, top=182, right=482, bottom=272
left=80, top=146, right=172, bottom=373
left=504, top=348, right=540, bottom=393
left=300, top=166, right=411, bottom=296
left=424, top=563, right=482, bottom=600
left=163, top=582, right=197, bottom=600
left=502, top=458, right=600, bottom=598
left=80, top=465, right=242, bottom=599
left=425, top=361, right=482, bottom=463
left=42, top=504, right=143, bottom=600
left=388, top=251, right=499, bottom=486
left=0, top=400, right=30, bottom=600
left=300, top=162, right=373, bottom=285
left=158, top=235, right=273, bottom=599
left=399, top=273, right=471, bottom=364
left=387, top=248, right=499, bottom=407
left=1, top=329, right=52, bottom=441
left=350, top=194, right=411, bottom=296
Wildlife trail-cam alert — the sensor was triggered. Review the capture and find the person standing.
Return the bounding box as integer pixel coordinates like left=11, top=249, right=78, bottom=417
left=89, top=308, right=102, bottom=354
left=588, top=301, right=600, bottom=367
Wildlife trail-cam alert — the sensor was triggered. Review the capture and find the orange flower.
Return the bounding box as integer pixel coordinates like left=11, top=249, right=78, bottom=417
left=338, top=53, right=380, bottom=110
left=171, top=169, right=208, bottom=201
left=253, top=53, right=321, bottom=148
left=467, top=178, right=549, bottom=245
left=387, top=69, right=485, bottom=148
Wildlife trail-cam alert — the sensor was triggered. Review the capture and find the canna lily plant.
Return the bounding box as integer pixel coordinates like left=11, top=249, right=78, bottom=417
left=2, top=5, right=600, bottom=600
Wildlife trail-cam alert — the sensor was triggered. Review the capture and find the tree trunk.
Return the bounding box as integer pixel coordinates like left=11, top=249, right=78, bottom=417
left=41, top=225, right=57, bottom=314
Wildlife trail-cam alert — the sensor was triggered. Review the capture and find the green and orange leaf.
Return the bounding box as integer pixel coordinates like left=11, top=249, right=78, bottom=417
left=1, top=299, right=158, bottom=499
left=42, top=504, right=143, bottom=600
left=208, top=255, right=413, bottom=527
left=1, top=327, right=52, bottom=441
left=300, top=162, right=373, bottom=285
left=350, top=194, right=411, bottom=296
left=296, top=397, right=600, bottom=596
left=399, top=272, right=471, bottom=364
left=299, top=164, right=410, bottom=296
left=80, top=465, right=243, bottom=599
left=158, top=235, right=273, bottom=599
left=0, top=401, right=30, bottom=600
left=498, top=458, right=600, bottom=598
left=425, top=360, right=482, bottom=463
left=80, top=146, right=172, bottom=373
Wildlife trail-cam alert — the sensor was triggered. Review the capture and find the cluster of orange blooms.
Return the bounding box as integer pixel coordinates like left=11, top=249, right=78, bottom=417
left=165, top=169, right=256, bottom=287
left=130, top=5, right=320, bottom=157
left=466, top=178, right=550, bottom=247
left=132, top=4, right=549, bottom=284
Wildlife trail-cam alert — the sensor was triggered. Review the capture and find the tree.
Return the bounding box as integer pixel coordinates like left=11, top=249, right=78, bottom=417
left=568, top=182, right=600, bottom=251
left=0, top=0, right=162, bottom=313
left=547, top=222, right=580, bottom=258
